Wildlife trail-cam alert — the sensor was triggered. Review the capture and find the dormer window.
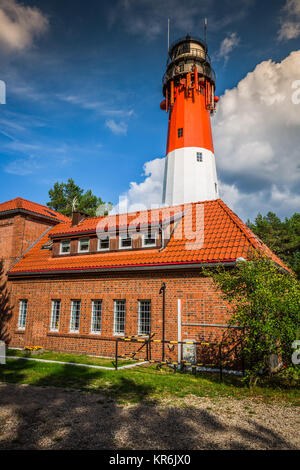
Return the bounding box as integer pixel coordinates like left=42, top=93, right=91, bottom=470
left=142, top=230, right=157, bottom=248
left=60, top=240, right=70, bottom=254
left=78, top=238, right=89, bottom=253
left=98, top=236, right=110, bottom=251
left=119, top=233, right=132, bottom=249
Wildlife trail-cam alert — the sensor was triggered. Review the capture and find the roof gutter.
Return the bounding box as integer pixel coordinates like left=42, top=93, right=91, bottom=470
left=7, top=260, right=237, bottom=278
left=0, top=208, right=66, bottom=224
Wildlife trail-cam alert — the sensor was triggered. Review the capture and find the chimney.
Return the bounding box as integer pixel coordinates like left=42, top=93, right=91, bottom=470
left=71, top=211, right=87, bottom=226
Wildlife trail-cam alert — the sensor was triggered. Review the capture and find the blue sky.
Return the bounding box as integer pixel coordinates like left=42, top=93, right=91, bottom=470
left=0, top=0, right=300, bottom=220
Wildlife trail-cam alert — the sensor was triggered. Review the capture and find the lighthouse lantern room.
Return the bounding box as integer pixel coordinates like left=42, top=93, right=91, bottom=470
left=161, top=34, right=219, bottom=206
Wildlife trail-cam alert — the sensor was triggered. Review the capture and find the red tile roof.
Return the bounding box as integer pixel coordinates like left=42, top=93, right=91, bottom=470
left=8, top=199, right=291, bottom=275
left=0, top=197, right=70, bottom=223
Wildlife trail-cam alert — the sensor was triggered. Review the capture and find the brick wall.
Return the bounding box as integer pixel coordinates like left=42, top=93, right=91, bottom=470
left=7, top=270, right=232, bottom=361
left=0, top=217, right=14, bottom=273
left=0, top=213, right=52, bottom=273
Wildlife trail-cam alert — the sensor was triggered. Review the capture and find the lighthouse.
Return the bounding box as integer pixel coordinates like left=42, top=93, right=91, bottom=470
left=161, top=34, right=219, bottom=206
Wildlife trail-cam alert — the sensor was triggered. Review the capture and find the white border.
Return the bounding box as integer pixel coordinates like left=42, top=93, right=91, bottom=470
left=90, top=300, right=102, bottom=334
left=69, top=300, right=81, bottom=333
left=113, top=300, right=125, bottom=336
left=17, top=299, right=27, bottom=330
left=97, top=236, right=110, bottom=252
left=60, top=240, right=71, bottom=255
left=78, top=238, right=90, bottom=253
left=118, top=234, right=132, bottom=250
left=50, top=300, right=60, bottom=332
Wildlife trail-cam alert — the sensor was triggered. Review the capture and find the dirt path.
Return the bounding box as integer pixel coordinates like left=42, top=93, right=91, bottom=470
left=0, top=383, right=299, bottom=450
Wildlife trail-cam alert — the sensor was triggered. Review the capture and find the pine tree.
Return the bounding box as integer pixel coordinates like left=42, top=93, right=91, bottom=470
left=47, top=179, right=105, bottom=217
left=247, top=212, right=300, bottom=278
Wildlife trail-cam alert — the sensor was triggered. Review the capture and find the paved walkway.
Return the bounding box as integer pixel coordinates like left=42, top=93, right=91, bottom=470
left=6, top=355, right=146, bottom=370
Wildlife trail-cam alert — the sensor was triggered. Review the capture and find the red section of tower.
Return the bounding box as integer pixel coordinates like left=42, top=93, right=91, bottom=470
left=160, top=35, right=218, bottom=155
left=165, top=77, right=214, bottom=154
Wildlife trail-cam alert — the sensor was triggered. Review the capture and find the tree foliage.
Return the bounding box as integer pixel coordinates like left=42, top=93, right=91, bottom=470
left=208, top=257, right=300, bottom=383
left=247, top=212, right=300, bottom=278
left=47, top=179, right=105, bottom=217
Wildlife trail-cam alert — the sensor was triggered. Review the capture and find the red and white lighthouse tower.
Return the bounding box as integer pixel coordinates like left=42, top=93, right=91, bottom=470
left=161, top=34, right=219, bottom=206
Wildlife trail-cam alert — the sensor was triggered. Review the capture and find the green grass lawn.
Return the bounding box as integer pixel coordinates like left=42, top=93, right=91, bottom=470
left=7, top=348, right=135, bottom=368
left=1, top=350, right=299, bottom=406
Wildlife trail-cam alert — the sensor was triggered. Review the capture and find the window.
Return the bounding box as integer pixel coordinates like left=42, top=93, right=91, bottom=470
left=179, top=64, right=184, bottom=72
left=18, top=300, right=28, bottom=329
left=114, top=300, right=126, bottom=335
left=50, top=300, right=61, bottom=332
left=119, top=233, right=132, bottom=249
left=91, top=300, right=102, bottom=334
left=60, top=240, right=70, bottom=254
left=177, top=128, right=183, bottom=138
left=142, top=230, right=157, bottom=248
left=215, top=183, right=218, bottom=193
left=70, top=300, right=81, bottom=332
left=98, top=236, right=110, bottom=251
left=196, top=152, right=203, bottom=162
left=78, top=238, right=89, bottom=253
left=138, top=300, right=151, bottom=335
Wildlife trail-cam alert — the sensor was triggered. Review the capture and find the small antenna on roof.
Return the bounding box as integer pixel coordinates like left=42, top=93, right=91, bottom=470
left=168, top=18, right=170, bottom=52
left=204, top=17, right=207, bottom=45
left=72, top=196, right=78, bottom=213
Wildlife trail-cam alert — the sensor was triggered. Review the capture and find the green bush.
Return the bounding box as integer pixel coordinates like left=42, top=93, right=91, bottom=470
left=206, top=257, right=300, bottom=385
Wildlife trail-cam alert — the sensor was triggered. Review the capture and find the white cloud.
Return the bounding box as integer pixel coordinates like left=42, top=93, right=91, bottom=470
left=4, top=154, right=41, bottom=175
left=105, top=119, right=128, bottom=135
left=217, top=32, right=240, bottom=62
left=220, top=182, right=300, bottom=221
left=0, top=0, right=48, bottom=51
left=113, top=157, right=165, bottom=213
left=59, top=94, right=134, bottom=134
left=278, top=0, right=300, bottom=40
left=116, top=50, right=300, bottom=221
left=213, top=50, right=300, bottom=195
left=59, top=94, right=134, bottom=118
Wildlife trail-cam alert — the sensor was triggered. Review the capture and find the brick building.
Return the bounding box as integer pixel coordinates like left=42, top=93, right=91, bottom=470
left=2, top=35, right=291, bottom=363
left=0, top=197, right=69, bottom=274
left=6, top=199, right=289, bottom=362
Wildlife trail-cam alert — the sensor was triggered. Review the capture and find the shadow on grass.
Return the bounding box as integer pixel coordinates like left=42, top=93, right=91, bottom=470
left=0, top=359, right=155, bottom=403
left=0, top=370, right=294, bottom=450
left=0, top=359, right=297, bottom=450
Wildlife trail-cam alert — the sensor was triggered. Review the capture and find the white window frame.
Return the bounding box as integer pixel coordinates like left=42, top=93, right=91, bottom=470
left=119, top=233, right=132, bottom=250
left=50, top=300, right=61, bottom=332
left=60, top=240, right=71, bottom=255
left=70, top=300, right=81, bottom=333
left=91, top=300, right=102, bottom=334
left=113, top=300, right=126, bottom=335
left=78, top=238, right=90, bottom=253
left=196, top=152, right=203, bottom=162
left=142, top=230, right=157, bottom=248
left=98, top=236, right=110, bottom=251
left=138, top=300, right=151, bottom=336
left=18, top=300, right=28, bottom=330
